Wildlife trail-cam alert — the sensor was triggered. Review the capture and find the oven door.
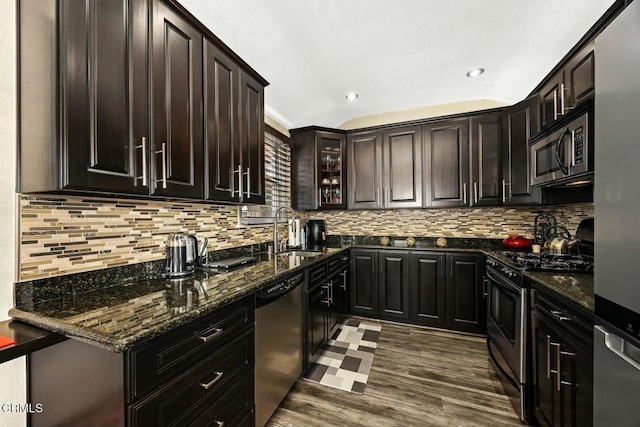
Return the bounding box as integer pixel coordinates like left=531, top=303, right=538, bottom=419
left=486, top=265, right=526, bottom=383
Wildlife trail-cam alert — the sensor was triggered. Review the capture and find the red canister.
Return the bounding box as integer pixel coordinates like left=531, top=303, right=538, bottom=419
left=502, top=235, right=532, bottom=250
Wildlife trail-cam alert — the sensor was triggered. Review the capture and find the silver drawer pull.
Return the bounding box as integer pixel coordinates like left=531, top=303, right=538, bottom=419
left=214, top=421, right=224, bottom=427
left=551, top=310, right=571, bottom=321
left=199, top=328, right=223, bottom=343
left=199, top=371, right=224, bottom=390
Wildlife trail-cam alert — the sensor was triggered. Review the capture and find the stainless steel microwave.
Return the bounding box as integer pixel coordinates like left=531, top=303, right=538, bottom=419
left=530, top=110, right=592, bottom=186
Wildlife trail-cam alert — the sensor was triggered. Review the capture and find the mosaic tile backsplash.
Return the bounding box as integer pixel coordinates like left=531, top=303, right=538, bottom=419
left=307, top=204, right=593, bottom=240
left=19, top=194, right=593, bottom=280
left=20, top=195, right=274, bottom=280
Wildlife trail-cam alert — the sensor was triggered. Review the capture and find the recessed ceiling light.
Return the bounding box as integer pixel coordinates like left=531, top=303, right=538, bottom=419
left=466, top=68, right=485, bottom=78
left=345, top=92, right=359, bottom=101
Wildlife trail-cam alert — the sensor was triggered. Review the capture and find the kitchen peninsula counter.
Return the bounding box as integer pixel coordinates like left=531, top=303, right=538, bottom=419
left=10, top=247, right=348, bottom=352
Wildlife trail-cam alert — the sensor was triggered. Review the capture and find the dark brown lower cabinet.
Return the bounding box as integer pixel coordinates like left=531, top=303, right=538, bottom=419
left=409, top=252, right=447, bottom=328
left=531, top=283, right=593, bottom=427
left=349, top=249, right=379, bottom=316
left=378, top=250, right=410, bottom=320
left=351, top=249, right=485, bottom=334
left=446, top=254, right=486, bottom=334
left=29, top=296, right=255, bottom=427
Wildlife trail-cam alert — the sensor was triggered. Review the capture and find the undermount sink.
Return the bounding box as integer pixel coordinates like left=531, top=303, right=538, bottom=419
left=279, top=250, right=324, bottom=258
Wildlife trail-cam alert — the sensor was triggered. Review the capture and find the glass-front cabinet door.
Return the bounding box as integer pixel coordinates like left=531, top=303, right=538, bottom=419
left=316, top=132, right=346, bottom=210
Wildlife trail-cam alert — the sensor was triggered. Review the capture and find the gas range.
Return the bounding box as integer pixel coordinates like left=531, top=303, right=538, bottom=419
left=499, top=251, right=594, bottom=274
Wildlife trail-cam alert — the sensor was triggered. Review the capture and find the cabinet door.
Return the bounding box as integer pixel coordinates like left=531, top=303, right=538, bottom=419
left=540, top=72, right=564, bottom=129
left=317, top=132, right=347, bottom=210
left=382, top=126, right=423, bottom=208
left=532, top=312, right=562, bottom=427
left=348, top=131, right=383, bottom=209
left=204, top=40, right=240, bottom=202
left=152, top=0, right=203, bottom=199
left=446, top=254, right=485, bottom=334
left=502, top=95, right=541, bottom=205
left=409, top=252, right=446, bottom=328
left=424, top=119, right=470, bottom=207
left=470, top=114, right=502, bottom=206
left=61, top=0, right=149, bottom=195
left=307, top=284, right=328, bottom=364
left=349, top=250, right=378, bottom=316
left=378, top=251, right=410, bottom=320
left=565, top=41, right=595, bottom=110
left=239, top=71, right=265, bottom=204
left=560, top=334, right=593, bottom=427
left=291, top=129, right=318, bottom=210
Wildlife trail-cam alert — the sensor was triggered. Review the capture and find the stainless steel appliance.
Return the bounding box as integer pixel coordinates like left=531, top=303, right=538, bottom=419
left=164, top=232, right=207, bottom=278
left=594, top=2, right=640, bottom=425
left=255, top=272, right=304, bottom=427
left=530, top=105, right=592, bottom=187
left=485, top=256, right=529, bottom=422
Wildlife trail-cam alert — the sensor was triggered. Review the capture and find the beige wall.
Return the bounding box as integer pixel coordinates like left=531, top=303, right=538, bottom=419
left=338, top=99, right=509, bottom=130
left=0, top=1, right=26, bottom=426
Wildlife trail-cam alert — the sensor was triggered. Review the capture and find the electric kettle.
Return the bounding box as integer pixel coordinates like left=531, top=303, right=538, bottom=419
left=165, top=233, right=208, bottom=278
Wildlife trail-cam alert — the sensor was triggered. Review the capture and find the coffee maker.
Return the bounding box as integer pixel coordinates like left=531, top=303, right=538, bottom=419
left=165, top=232, right=208, bottom=278
left=306, top=220, right=326, bottom=247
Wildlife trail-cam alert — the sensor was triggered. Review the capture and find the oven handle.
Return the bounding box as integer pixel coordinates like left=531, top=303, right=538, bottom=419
left=486, top=266, right=521, bottom=295
left=555, top=126, right=571, bottom=175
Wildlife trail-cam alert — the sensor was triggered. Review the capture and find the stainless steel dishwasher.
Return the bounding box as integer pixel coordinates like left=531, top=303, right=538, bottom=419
left=255, top=271, right=304, bottom=427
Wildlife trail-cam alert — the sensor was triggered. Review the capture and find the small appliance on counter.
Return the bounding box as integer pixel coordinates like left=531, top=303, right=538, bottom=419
left=164, top=232, right=208, bottom=278
left=502, top=235, right=532, bottom=250
left=306, top=219, right=326, bottom=247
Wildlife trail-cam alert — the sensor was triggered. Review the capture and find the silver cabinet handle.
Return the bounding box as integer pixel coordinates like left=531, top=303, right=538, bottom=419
left=231, top=165, right=242, bottom=197
left=551, top=310, right=572, bottom=322
left=318, top=188, right=322, bottom=207
left=135, top=137, right=148, bottom=186
left=546, top=335, right=551, bottom=379
left=553, top=90, right=558, bottom=121
left=156, top=142, right=167, bottom=189
left=386, top=188, right=391, bottom=206
left=556, top=343, right=561, bottom=391
left=462, top=183, right=467, bottom=205
left=596, top=325, right=640, bottom=371
left=244, top=167, right=251, bottom=198
left=502, top=180, right=506, bottom=203
left=560, top=83, right=565, bottom=116
left=214, top=422, right=224, bottom=427
left=377, top=187, right=382, bottom=207
left=199, top=371, right=223, bottom=390
left=199, top=327, right=223, bottom=343
left=341, top=272, right=347, bottom=290
left=474, top=182, right=478, bottom=204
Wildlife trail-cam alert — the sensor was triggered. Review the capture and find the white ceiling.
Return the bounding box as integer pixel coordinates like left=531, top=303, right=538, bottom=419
left=180, top=0, right=615, bottom=129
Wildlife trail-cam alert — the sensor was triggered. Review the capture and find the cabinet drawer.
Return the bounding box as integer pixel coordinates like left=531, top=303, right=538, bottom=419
left=532, top=289, right=592, bottom=342
left=328, top=255, right=342, bottom=276
left=189, top=371, right=255, bottom=427
left=308, top=262, right=327, bottom=289
left=126, top=296, right=254, bottom=402
left=128, top=329, right=254, bottom=426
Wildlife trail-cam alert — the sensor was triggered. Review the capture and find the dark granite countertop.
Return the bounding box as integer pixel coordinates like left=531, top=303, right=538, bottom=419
left=9, top=247, right=348, bottom=352
left=524, top=270, right=594, bottom=313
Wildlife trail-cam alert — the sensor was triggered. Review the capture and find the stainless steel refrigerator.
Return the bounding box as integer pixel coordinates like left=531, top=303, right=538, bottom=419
left=594, top=1, right=640, bottom=425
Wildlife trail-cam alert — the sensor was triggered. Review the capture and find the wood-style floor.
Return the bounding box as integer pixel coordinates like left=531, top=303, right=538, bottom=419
left=267, top=320, right=521, bottom=427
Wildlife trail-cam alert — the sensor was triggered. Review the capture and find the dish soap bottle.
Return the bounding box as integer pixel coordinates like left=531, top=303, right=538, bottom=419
left=300, top=225, right=307, bottom=249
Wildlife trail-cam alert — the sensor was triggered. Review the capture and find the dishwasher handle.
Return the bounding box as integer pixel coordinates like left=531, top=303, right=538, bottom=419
left=255, top=272, right=304, bottom=308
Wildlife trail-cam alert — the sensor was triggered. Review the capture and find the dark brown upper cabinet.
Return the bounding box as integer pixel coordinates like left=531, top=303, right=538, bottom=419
left=204, top=41, right=240, bottom=203
left=470, top=113, right=503, bottom=206
left=239, top=71, right=266, bottom=204
left=347, top=130, right=383, bottom=209
left=347, top=125, right=422, bottom=209
left=423, top=119, right=470, bottom=207
left=151, top=0, right=203, bottom=199
left=291, top=128, right=347, bottom=210
left=502, top=95, right=541, bottom=205
left=20, top=0, right=150, bottom=194
left=19, top=0, right=267, bottom=203
left=539, top=41, right=595, bottom=130
left=203, top=44, right=266, bottom=205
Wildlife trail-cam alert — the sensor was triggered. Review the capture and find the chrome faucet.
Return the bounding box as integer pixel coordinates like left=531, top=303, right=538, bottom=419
left=273, top=206, right=296, bottom=254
